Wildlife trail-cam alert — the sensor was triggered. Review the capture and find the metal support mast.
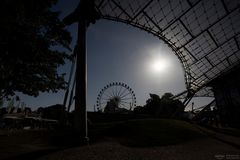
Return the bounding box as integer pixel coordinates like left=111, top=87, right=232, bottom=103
left=74, top=21, right=87, bottom=137
left=64, top=0, right=99, bottom=140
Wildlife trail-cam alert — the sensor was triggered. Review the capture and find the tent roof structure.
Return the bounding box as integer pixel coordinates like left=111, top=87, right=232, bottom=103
left=66, top=0, right=240, bottom=97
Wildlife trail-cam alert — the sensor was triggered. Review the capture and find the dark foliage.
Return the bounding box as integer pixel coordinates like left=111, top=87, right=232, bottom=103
left=40, top=104, right=65, bottom=120
left=0, top=107, right=7, bottom=117
left=134, top=93, right=185, bottom=118
left=0, top=0, right=72, bottom=99
left=144, top=94, right=161, bottom=115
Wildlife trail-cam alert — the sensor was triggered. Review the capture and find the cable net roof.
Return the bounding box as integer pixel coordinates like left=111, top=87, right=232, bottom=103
left=93, top=0, right=240, bottom=95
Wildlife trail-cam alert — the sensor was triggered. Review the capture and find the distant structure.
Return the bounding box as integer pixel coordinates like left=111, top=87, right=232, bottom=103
left=64, top=0, right=240, bottom=133
left=0, top=104, right=63, bottom=130
left=96, top=82, right=137, bottom=113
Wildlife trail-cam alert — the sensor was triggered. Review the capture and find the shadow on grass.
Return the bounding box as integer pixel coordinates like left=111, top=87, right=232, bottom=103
left=90, top=119, right=206, bottom=147
left=0, top=129, right=89, bottom=160
left=1, top=119, right=207, bottom=159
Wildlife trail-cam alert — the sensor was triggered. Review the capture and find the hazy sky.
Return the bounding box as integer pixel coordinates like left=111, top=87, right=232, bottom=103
left=13, top=0, right=213, bottom=111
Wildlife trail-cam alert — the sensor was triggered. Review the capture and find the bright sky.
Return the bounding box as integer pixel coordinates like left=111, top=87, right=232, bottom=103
left=7, top=0, right=213, bottom=111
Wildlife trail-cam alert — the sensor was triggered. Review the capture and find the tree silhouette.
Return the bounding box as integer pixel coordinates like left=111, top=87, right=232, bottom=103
left=135, top=93, right=185, bottom=118
left=157, top=93, right=185, bottom=118
left=145, top=94, right=161, bottom=115
left=0, top=0, right=71, bottom=99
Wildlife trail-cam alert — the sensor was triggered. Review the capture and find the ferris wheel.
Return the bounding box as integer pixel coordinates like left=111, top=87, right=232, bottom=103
left=96, top=82, right=137, bottom=112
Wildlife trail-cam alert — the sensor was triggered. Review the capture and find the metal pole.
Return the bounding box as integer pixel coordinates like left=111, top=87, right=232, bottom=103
left=191, top=102, right=194, bottom=112
left=75, top=20, right=88, bottom=140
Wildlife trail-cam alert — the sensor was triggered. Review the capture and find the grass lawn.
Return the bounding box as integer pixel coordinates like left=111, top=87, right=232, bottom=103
left=2, top=118, right=239, bottom=160
left=90, top=118, right=206, bottom=147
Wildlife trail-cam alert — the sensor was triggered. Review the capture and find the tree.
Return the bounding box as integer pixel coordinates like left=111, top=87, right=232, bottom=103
left=144, top=94, right=161, bottom=115
left=158, top=93, right=184, bottom=118
left=140, top=93, right=185, bottom=118
left=41, top=104, right=65, bottom=120
left=0, top=0, right=72, bottom=99
left=104, top=99, right=118, bottom=113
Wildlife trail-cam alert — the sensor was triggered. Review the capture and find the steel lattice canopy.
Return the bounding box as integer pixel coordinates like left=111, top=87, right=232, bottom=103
left=66, top=0, right=240, bottom=97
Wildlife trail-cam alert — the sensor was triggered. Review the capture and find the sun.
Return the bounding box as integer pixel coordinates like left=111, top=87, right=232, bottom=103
left=150, top=59, right=167, bottom=73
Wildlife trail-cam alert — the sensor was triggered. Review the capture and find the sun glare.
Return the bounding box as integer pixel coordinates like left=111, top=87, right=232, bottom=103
left=150, top=59, right=167, bottom=73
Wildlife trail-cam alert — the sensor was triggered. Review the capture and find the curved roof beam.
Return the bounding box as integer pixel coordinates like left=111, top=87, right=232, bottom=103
left=65, top=0, right=240, bottom=96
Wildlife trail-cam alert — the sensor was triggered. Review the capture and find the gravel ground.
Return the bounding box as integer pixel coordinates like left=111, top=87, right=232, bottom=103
left=36, top=138, right=240, bottom=160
